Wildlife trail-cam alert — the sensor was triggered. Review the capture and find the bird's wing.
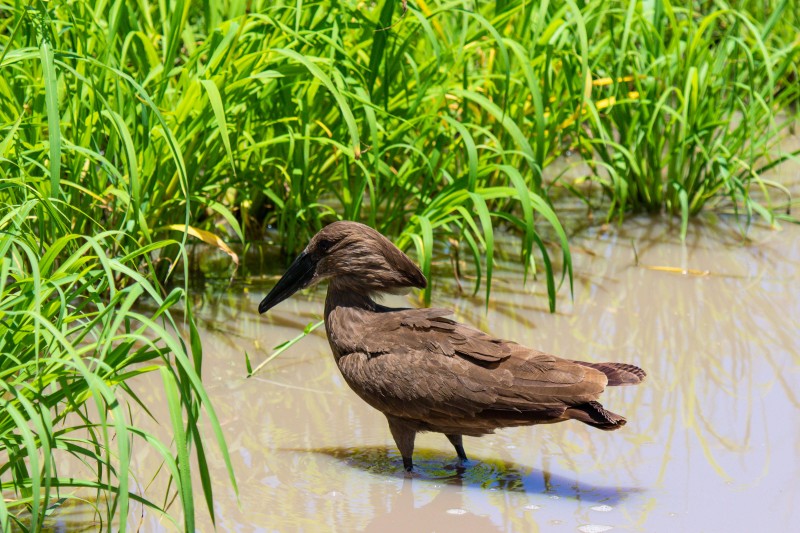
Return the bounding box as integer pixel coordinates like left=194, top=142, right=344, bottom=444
left=358, top=307, right=512, bottom=363
left=334, top=307, right=607, bottom=423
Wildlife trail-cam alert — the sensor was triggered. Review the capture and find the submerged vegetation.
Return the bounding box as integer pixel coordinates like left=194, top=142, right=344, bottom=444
left=0, top=0, right=797, bottom=530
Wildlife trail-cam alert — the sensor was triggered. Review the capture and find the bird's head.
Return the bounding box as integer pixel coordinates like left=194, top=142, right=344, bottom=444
left=258, top=221, right=426, bottom=314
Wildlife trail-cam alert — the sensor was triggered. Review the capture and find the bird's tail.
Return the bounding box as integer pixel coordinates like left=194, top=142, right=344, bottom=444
left=566, top=401, right=627, bottom=431
left=574, top=361, right=646, bottom=386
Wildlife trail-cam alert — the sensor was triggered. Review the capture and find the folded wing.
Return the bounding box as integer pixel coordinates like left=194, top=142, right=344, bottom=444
left=334, top=307, right=621, bottom=431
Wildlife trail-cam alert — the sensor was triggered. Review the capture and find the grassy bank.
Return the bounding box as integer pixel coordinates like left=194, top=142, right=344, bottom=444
left=1, top=0, right=798, bottom=530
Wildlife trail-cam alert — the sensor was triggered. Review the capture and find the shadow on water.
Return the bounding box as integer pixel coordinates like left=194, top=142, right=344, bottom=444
left=287, top=445, right=642, bottom=505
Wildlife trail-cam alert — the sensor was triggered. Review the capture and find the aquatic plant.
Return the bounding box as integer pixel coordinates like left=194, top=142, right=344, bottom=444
left=0, top=191, right=236, bottom=531
left=0, top=0, right=579, bottom=307
left=0, top=2, right=238, bottom=529
left=575, top=0, right=800, bottom=237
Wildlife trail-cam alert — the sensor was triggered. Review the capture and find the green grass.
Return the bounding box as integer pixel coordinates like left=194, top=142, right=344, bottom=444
left=576, top=0, right=800, bottom=238
left=0, top=188, right=236, bottom=531
left=0, top=2, right=242, bottom=530
left=0, top=0, right=798, bottom=530
left=1, top=0, right=581, bottom=306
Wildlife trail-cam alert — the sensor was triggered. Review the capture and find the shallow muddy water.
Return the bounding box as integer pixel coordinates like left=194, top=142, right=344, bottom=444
left=116, top=206, right=800, bottom=532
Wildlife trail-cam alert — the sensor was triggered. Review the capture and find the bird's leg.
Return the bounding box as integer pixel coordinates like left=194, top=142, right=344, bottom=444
left=386, top=416, right=416, bottom=472
left=446, top=434, right=468, bottom=466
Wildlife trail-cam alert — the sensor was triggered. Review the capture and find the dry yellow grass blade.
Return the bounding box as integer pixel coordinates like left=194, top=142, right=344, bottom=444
left=166, top=224, right=239, bottom=265
left=559, top=91, right=641, bottom=130
left=592, top=75, right=643, bottom=86
left=641, top=265, right=710, bottom=277
left=415, top=0, right=445, bottom=39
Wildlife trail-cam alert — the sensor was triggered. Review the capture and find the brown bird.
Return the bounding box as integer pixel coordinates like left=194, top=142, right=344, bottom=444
left=259, top=221, right=645, bottom=472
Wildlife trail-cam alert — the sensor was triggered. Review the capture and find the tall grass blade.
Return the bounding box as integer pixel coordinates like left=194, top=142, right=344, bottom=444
left=39, top=39, right=60, bottom=199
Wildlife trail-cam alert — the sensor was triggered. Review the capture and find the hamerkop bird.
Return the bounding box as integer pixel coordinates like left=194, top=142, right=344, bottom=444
left=259, top=221, right=645, bottom=472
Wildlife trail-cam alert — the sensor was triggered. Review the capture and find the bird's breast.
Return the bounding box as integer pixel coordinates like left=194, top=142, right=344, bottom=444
left=335, top=352, right=400, bottom=413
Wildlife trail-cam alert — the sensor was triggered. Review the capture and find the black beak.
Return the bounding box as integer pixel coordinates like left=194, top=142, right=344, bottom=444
left=258, top=251, right=317, bottom=314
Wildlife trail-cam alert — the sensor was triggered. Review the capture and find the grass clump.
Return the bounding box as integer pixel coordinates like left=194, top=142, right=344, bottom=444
left=577, top=0, right=800, bottom=236
left=0, top=189, right=237, bottom=532
left=3, top=0, right=580, bottom=308
left=0, top=3, right=237, bottom=530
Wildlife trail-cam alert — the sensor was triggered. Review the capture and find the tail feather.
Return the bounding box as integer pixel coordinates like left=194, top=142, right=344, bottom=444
left=575, top=361, right=646, bottom=386
left=567, top=401, right=627, bottom=431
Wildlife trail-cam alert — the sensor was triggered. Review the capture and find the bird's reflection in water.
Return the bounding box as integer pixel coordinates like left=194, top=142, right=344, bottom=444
left=362, top=476, right=500, bottom=533
left=301, top=446, right=641, bottom=505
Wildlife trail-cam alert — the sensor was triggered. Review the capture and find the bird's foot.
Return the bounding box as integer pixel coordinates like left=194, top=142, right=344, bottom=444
left=443, top=458, right=470, bottom=472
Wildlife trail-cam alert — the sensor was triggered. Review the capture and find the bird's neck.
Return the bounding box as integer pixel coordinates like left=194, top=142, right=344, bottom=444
left=323, top=280, right=384, bottom=360
left=324, top=279, right=381, bottom=321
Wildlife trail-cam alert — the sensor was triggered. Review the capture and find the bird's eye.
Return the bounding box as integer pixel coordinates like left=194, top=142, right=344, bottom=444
left=318, top=239, right=333, bottom=253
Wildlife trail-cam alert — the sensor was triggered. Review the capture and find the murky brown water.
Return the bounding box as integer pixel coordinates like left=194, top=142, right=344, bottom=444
left=114, top=205, right=799, bottom=532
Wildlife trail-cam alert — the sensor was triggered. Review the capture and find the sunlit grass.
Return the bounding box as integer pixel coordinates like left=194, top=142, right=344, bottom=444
left=576, top=0, right=799, bottom=237
left=0, top=192, right=236, bottom=531
left=0, top=0, right=582, bottom=307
